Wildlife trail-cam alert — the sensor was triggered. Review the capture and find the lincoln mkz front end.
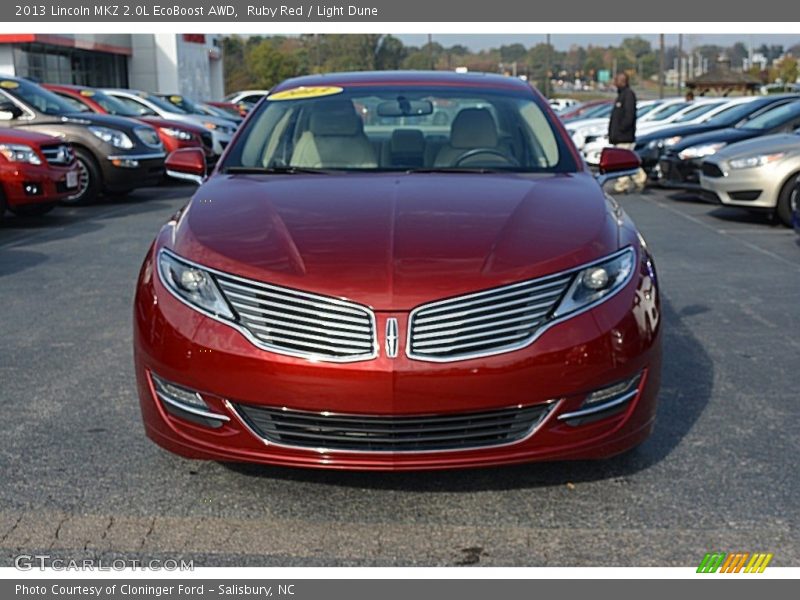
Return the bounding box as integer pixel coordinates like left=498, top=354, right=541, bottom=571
left=134, top=72, right=662, bottom=470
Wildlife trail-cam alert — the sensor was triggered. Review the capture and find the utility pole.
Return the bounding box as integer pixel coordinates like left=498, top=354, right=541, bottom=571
left=677, top=33, right=683, bottom=93
left=659, top=33, right=665, bottom=99
left=544, top=33, right=551, bottom=98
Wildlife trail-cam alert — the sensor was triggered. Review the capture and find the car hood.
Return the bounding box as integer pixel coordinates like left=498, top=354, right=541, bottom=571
left=0, top=126, right=61, bottom=146
left=636, top=122, right=721, bottom=145
left=33, top=111, right=148, bottom=133
left=670, top=128, right=756, bottom=152
left=170, top=172, right=620, bottom=310
left=711, top=133, right=800, bottom=160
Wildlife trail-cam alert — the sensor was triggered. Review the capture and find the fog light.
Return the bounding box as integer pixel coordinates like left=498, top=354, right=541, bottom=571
left=111, top=158, right=140, bottom=168
left=150, top=372, right=229, bottom=428
left=23, top=182, right=42, bottom=196
left=558, top=372, right=643, bottom=425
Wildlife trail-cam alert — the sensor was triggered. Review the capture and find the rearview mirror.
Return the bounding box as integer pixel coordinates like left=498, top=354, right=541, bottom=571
left=0, top=101, right=23, bottom=121
left=596, top=147, right=642, bottom=187
left=377, top=99, right=434, bottom=117
left=165, top=148, right=206, bottom=185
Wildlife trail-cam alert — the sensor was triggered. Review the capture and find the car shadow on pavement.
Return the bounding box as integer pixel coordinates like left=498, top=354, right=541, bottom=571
left=222, top=296, right=715, bottom=491
left=0, top=248, right=48, bottom=276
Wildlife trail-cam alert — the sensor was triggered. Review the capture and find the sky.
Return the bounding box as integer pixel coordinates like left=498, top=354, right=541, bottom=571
left=395, top=34, right=800, bottom=52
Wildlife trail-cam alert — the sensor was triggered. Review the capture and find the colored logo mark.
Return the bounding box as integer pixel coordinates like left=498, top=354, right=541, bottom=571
left=697, top=552, right=773, bottom=573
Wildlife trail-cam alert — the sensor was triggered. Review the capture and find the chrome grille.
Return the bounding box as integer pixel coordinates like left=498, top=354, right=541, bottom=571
left=39, top=144, right=74, bottom=165
left=233, top=403, right=553, bottom=452
left=408, top=273, right=573, bottom=361
left=215, top=274, right=377, bottom=362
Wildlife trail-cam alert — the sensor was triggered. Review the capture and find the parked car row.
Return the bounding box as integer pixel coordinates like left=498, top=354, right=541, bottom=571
left=0, top=76, right=249, bottom=217
left=557, top=93, right=800, bottom=227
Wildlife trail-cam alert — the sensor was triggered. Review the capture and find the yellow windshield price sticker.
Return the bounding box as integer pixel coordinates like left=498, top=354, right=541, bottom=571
left=268, top=86, right=344, bottom=101
left=80, top=89, right=95, bottom=97
left=0, top=80, right=20, bottom=89
left=170, top=95, right=183, bottom=103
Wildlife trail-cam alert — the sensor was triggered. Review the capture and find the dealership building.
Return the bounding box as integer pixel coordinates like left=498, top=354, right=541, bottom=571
left=0, top=34, right=224, bottom=100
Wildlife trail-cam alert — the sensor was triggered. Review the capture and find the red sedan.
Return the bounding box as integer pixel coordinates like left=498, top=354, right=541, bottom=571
left=134, top=71, right=661, bottom=470
left=43, top=84, right=215, bottom=164
left=0, top=127, right=79, bottom=219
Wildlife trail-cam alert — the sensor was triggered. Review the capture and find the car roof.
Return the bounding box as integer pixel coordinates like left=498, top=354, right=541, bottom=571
left=272, top=70, right=534, bottom=93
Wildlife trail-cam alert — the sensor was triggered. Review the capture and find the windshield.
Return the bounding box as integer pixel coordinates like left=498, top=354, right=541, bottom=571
left=90, top=91, right=142, bottom=117
left=0, top=78, right=81, bottom=115
left=158, top=95, right=203, bottom=115
left=577, top=103, right=612, bottom=119
left=222, top=86, right=578, bottom=173
left=672, top=102, right=724, bottom=123
left=645, top=102, right=690, bottom=122
left=706, top=100, right=774, bottom=126
left=636, top=103, right=659, bottom=118
left=135, top=93, right=188, bottom=114
left=739, top=101, right=800, bottom=131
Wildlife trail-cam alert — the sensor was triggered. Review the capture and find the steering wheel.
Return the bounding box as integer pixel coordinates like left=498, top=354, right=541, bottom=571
left=452, top=148, right=518, bottom=167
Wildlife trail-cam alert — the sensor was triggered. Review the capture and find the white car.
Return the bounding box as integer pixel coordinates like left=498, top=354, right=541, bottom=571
left=567, top=100, right=663, bottom=150
left=583, top=98, right=759, bottom=165
left=102, top=89, right=237, bottom=156
left=549, top=98, right=578, bottom=112
left=224, top=90, right=270, bottom=107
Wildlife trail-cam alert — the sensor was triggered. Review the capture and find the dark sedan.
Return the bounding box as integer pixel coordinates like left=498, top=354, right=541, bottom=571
left=657, top=99, right=800, bottom=189
left=635, top=94, right=799, bottom=179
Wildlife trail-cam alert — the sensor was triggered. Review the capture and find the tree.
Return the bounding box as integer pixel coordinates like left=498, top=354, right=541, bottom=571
left=375, top=35, right=407, bottom=70
left=246, top=40, right=301, bottom=89
left=500, top=43, right=527, bottom=63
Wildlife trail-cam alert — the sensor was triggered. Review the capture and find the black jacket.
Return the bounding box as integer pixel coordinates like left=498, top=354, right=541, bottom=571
left=608, top=86, right=637, bottom=144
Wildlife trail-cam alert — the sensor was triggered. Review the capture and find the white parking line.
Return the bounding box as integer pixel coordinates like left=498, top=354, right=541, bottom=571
left=646, top=197, right=800, bottom=272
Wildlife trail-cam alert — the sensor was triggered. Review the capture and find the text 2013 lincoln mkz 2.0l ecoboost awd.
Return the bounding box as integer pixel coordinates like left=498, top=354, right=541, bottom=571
left=133, top=71, right=662, bottom=470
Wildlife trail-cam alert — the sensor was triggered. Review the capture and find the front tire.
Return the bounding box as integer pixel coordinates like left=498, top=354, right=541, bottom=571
left=776, top=173, right=799, bottom=227
left=62, top=148, right=101, bottom=206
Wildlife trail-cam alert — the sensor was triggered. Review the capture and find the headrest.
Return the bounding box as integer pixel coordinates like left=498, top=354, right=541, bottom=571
left=308, top=101, right=363, bottom=136
left=450, top=108, right=498, bottom=149
left=391, top=129, right=425, bottom=154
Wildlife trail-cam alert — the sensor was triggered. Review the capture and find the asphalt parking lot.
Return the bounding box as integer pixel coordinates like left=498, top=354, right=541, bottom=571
left=1, top=185, right=798, bottom=567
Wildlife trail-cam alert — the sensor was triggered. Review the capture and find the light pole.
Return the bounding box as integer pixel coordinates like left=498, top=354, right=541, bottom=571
left=659, top=33, right=665, bottom=99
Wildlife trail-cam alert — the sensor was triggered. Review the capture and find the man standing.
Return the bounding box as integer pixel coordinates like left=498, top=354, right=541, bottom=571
left=608, top=72, right=647, bottom=193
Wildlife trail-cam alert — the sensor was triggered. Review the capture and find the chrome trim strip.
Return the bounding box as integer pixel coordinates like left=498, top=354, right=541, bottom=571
left=154, top=391, right=230, bottom=423
left=223, top=399, right=560, bottom=455
left=557, top=389, right=638, bottom=421
left=156, top=248, right=379, bottom=363
left=107, top=152, right=166, bottom=161
left=406, top=246, right=637, bottom=363
left=166, top=169, right=203, bottom=185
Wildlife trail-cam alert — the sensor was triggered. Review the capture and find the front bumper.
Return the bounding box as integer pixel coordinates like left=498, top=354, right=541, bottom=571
left=100, top=152, right=165, bottom=192
left=133, top=245, right=662, bottom=471
left=657, top=155, right=704, bottom=189
left=699, top=163, right=784, bottom=210
left=0, top=161, right=80, bottom=207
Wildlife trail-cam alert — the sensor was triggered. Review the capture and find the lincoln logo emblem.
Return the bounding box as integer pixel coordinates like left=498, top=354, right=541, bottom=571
left=385, top=318, right=399, bottom=358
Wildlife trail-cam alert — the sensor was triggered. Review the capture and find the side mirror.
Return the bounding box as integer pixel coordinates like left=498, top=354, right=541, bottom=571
left=0, top=101, right=23, bottom=121
left=165, top=148, right=206, bottom=185
left=596, top=147, right=642, bottom=187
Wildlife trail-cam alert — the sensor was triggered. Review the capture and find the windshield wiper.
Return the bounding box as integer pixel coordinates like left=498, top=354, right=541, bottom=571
left=224, top=166, right=333, bottom=175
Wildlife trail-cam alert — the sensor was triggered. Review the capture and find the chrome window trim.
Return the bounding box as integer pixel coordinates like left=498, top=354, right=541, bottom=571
left=224, top=398, right=559, bottom=455
left=405, top=246, right=637, bottom=363
left=156, top=247, right=379, bottom=363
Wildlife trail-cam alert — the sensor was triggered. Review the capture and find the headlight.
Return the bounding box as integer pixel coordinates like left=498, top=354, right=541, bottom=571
left=678, top=142, right=726, bottom=160
left=553, top=247, right=635, bottom=318
left=663, top=136, right=683, bottom=147
left=161, top=127, right=194, bottom=141
left=728, top=152, right=786, bottom=170
left=0, top=143, right=42, bottom=165
left=88, top=126, right=134, bottom=149
left=157, top=250, right=234, bottom=320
